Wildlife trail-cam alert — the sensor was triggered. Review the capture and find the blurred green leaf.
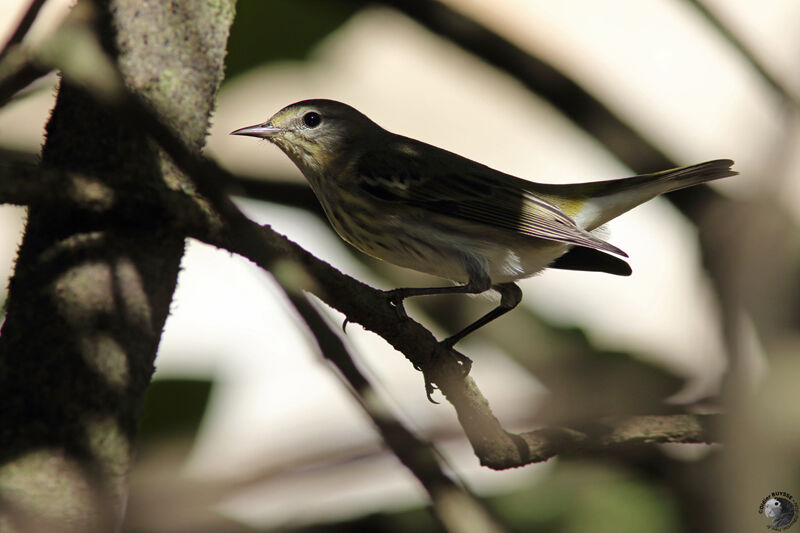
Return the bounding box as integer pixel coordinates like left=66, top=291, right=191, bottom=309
left=225, top=0, right=361, bottom=81
left=491, top=461, right=682, bottom=533
left=138, top=378, right=213, bottom=442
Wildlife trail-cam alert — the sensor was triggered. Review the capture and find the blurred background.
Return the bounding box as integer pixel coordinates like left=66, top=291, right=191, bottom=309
left=1, top=0, right=799, bottom=531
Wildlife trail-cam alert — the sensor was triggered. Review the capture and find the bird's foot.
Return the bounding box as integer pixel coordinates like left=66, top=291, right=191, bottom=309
left=447, top=347, right=472, bottom=376
left=440, top=336, right=457, bottom=350
left=383, top=289, right=409, bottom=319
left=420, top=348, right=472, bottom=403
left=440, top=338, right=473, bottom=375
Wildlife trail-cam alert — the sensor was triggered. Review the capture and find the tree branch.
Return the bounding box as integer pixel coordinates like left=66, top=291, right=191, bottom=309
left=289, top=294, right=509, bottom=533
left=185, top=170, right=716, bottom=467
left=518, top=414, right=717, bottom=464
left=0, top=1, right=235, bottom=530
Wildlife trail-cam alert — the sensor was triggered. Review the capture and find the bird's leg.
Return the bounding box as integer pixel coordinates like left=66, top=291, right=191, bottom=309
left=440, top=282, right=522, bottom=348
left=383, top=276, right=500, bottom=396
left=383, top=275, right=492, bottom=318
left=383, top=275, right=492, bottom=375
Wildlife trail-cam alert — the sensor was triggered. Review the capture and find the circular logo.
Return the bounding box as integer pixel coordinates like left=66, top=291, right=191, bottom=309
left=759, top=492, right=798, bottom=530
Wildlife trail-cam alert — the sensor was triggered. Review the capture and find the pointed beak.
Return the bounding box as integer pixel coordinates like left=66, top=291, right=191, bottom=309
left=230, top=122, right=281, bottom=138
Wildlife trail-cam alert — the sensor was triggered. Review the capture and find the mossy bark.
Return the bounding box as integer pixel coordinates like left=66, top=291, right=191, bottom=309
left=0, top=1, right=234, bottom=530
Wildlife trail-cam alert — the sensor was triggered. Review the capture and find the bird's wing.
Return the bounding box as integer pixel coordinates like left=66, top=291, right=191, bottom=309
left=354, top=146, right=627, bottom=257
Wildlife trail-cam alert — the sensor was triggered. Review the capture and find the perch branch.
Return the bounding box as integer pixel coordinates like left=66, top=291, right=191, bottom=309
left=289, top=294, right=508, bottom=532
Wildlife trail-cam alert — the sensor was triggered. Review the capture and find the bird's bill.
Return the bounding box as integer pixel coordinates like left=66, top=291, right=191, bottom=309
left=230, top=123, right=281, bottom=138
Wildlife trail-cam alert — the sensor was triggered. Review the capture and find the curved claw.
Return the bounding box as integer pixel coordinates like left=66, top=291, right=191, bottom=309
left=341, top=317, right=349, bottom=333
left=424, top=377, right=439, bottom=404
left=421, top=350, right=471, bottom=403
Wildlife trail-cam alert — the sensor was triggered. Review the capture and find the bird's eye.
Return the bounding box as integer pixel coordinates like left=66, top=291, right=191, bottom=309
left=303, top=112, right=321, bottom=128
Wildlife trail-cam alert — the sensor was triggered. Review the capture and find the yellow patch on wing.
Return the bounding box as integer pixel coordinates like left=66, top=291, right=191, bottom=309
left=540, top=195, right=587, bottom=218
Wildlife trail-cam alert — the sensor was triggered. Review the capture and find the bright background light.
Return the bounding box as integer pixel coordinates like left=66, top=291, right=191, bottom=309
left=1, top=0, right=797, bottom=529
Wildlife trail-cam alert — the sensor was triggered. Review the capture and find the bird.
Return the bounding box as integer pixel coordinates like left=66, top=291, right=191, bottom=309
left=232, top=99, right=737, bottom=348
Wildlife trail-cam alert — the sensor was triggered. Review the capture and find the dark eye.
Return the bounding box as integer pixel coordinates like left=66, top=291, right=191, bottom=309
left=303, top=112, right=321, bottom=128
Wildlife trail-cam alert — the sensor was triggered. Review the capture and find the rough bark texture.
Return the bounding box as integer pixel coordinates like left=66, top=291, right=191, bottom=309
left=0, top=1, right=234, bottom=530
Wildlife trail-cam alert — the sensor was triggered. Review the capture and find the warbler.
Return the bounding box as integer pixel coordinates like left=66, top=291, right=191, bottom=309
left=232, top=99, right=736, bottom=347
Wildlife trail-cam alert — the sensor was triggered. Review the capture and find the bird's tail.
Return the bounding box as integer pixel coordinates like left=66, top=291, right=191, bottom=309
left=600, top=158, right=737, bottom=195
left=564, top=159, right=737, bottom=230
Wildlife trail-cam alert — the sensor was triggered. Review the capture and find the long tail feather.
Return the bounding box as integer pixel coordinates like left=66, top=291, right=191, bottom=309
left=607, top=159, right=738, bottom=195
left=556, top=159, right=737, bottom=230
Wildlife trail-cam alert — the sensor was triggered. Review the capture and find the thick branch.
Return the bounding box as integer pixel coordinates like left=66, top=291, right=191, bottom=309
left=0, top=1, right=235, bottom=531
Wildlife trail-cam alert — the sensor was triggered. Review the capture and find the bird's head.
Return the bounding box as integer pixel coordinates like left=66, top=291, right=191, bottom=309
left=231, top=99, right=382, bottom=178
